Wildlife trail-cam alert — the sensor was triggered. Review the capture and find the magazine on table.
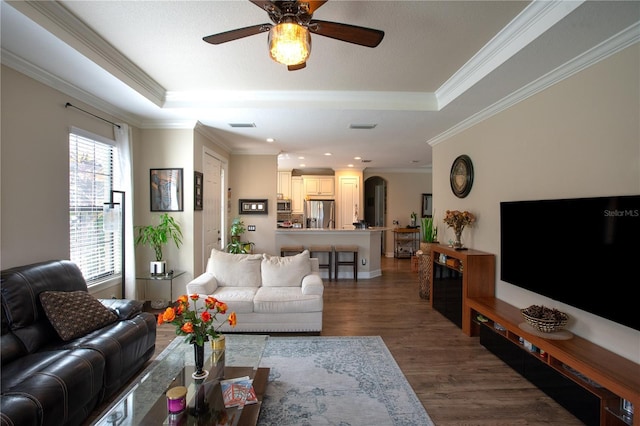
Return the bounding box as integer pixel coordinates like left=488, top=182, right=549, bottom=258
left=220, top=376, right=257, bottom=408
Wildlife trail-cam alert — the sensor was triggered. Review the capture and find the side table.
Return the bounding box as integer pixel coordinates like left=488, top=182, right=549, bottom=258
left=137, top=270, right=185, bottom=309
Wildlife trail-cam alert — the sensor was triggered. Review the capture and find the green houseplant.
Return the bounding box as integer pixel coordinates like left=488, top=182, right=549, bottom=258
left=418, top=216, right=438, bottom=300
left=135, top=213, right=183, bottom=274
left=420, top=217, right=438, bottom=244
left=226, top=217, right=254, bottom=254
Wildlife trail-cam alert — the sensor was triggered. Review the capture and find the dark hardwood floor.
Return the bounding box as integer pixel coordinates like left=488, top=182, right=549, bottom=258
left=94, top=256, right=584, bottom=425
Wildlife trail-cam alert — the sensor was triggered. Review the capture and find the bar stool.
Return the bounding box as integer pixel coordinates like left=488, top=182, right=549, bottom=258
left=309, top=245, right=333, bottom=281
left=280, top=245, right=304, bottom=257
left=334, top=245, right=358, bottom=281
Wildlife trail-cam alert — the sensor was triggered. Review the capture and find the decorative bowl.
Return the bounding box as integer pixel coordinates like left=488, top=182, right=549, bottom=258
left=521, top=305, right=568, bottom=333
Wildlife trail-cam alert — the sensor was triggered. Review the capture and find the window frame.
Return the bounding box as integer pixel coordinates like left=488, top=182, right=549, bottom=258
left=69, top=127, right=121, bottom=287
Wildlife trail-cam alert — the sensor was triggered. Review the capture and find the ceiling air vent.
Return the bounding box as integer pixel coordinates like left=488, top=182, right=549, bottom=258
left=229, top=123, right=256, bottom=128
left=361, top=159, right=372, bottom=163
left=349, top=124, right=377, bottom=129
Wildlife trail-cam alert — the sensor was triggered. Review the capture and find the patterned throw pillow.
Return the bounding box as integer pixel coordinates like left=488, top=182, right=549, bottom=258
left=39, top=290, right=118, bottom=341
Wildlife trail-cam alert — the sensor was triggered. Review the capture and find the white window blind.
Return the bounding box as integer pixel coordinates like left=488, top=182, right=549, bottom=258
left=69, top=132, right=120, bottom=284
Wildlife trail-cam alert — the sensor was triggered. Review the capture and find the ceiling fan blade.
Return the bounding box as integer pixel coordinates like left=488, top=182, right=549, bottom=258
left=307, top=1, right=329, bottom=14
left=309, top=19, right=384, bottom=47
left=203, top=24, right=271, bottom=45
left=288, top=62, right=307, bottom=71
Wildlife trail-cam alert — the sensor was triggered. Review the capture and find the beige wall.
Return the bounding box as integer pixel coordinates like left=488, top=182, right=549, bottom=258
left=1, top=66, right=122, bottom=300
left=228, top=154, right=278, bottom=255
left=133, top=128, right=195, bottom=301
left=364, top=170, right=432, bottom=256
left=431, top=44, right=640, bottom=362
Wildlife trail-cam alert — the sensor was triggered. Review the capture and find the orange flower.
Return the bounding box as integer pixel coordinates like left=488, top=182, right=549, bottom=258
left=175, top=303, right=184, bottom=316
left=228, top=312, right=237, bottom=327
left=204, top=296, right=217, bottom=309
left=162, top=307, right=176, bottom=323
left=161, top=294, right=237, bottom=343
left=216, top=301, right=228, bottom=314
left=181, top=322, right=194, bottom=333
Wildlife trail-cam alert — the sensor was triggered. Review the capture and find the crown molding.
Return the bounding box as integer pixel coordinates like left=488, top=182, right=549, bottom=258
left=429, top=23, right=640, bottom=147
left=165, top=90, right=438, bottom=111
left=436, top=0, right=583, bottom=109
left=8, top=0, right=166, bottom=106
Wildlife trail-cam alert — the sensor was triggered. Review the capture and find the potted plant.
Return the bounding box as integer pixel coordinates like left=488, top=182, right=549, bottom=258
left=226, top=217, right=254, bottom=254
left=420, top=216, right=438, bottom=251
left=134, top=213, right=183, bottom=275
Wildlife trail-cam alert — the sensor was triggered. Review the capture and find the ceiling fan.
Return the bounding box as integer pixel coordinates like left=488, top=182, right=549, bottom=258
left=203, top=0, right=384, bottom=71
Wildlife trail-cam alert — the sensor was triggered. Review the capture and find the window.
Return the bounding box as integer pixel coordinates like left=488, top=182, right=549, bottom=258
left=69, top=131, right=120, bottom=285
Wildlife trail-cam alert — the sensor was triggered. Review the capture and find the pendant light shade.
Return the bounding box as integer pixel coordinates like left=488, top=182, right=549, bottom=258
left=268, top=23, right=311, bottom=66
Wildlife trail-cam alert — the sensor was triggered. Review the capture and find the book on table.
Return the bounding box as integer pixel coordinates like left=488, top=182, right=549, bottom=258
left=220, top=376, right=257, bottom=408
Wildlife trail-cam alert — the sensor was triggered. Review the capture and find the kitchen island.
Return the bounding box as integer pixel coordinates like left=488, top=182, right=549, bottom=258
left=275, top=228, right=385, bottom=279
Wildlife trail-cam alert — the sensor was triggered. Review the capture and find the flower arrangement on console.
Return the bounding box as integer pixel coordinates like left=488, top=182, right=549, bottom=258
left=443, top=210, right=476, bottom=247
left=158, top=294, right=237, bottom=346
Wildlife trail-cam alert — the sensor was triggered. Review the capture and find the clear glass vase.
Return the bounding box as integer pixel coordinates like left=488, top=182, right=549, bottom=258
left=453, top=229, right=463, bottom=248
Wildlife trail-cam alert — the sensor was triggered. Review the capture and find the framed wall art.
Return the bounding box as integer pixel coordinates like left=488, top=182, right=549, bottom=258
left=422, top=193, right=433, bottom=217
left=239, top=199, right=268, bottom=214
left=194, top=171, right=203, bottom=211
left=150, top=168, right=183, bottom=212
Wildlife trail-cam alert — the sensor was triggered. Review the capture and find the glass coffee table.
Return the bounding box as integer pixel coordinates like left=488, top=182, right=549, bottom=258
left=92, top=335, right=269, bottom=426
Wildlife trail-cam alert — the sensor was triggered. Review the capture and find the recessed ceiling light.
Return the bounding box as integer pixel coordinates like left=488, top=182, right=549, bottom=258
left=228, top=123, right=256, bottom=128
left=354, top=156, right=361, bottom=160
left=348, top=164, right=354, bottom=167
left=298, top=156, right=305, bottom=160
left=349, top=124, right=377, bottom=129
left=324, top=153, right=332, bottom=156
left=299, top=164, right=306, bottom=167
left=266, top=137, right=275, bottom=143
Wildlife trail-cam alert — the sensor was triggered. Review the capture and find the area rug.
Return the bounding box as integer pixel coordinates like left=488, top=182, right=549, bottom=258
left=257, top=336, right=434, bottom=426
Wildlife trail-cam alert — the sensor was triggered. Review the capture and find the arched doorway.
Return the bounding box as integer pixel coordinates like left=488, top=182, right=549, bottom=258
left=364, top=176, right=387, bottom=254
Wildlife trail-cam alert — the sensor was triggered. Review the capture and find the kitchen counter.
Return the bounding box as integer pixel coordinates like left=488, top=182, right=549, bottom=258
left=275, top=228, right=385, bottom=279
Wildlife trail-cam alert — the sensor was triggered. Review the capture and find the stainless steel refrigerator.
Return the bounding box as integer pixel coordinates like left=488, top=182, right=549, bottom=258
left=304, top=199, right=335, bottom=229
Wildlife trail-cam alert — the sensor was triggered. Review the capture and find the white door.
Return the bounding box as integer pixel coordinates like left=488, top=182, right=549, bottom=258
left=339, top=176, right=358, bottom=229
left=203, top=152, right=222, bottom=267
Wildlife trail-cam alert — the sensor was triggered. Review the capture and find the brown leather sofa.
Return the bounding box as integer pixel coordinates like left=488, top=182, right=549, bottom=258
left=0, top=260, right=156, bottom=426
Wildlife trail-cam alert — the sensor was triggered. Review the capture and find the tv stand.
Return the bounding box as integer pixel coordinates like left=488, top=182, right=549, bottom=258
left=468, top=296, right=639, bottom=426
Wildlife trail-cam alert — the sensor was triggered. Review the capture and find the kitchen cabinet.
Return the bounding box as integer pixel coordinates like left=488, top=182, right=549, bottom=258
left=277, top=171, right=292, bottom=199
left=338, top=176, right=359, bottom=229
left=303, top=176, right=334, bottom=197
left=291, top=176, right=304, bottom=214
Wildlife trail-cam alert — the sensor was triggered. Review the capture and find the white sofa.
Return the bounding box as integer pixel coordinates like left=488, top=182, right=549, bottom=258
left=186, top=249, right=324, bottom=332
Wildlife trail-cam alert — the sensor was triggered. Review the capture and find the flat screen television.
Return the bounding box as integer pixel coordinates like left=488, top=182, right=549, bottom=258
left=500, top=195, right=640, bottom=331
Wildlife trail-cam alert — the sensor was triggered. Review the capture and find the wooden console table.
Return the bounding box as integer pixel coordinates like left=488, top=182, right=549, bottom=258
left=429, top=244, right=495, bottom=336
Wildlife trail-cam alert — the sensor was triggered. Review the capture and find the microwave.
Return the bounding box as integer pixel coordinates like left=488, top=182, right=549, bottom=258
left=277, top=200, right=291, bottom=212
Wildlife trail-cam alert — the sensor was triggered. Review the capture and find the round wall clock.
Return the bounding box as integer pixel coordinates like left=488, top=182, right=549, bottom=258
left=450, top=155, right=474, bottom=198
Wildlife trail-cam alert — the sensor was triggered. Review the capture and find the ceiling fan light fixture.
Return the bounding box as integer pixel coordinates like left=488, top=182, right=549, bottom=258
left=268, top=23, right=311, bottom=66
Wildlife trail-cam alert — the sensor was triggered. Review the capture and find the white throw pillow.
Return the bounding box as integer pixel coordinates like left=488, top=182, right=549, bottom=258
left=207, top=249, right=262, bottom=287
left=261, top=250, right=311, bottom=287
